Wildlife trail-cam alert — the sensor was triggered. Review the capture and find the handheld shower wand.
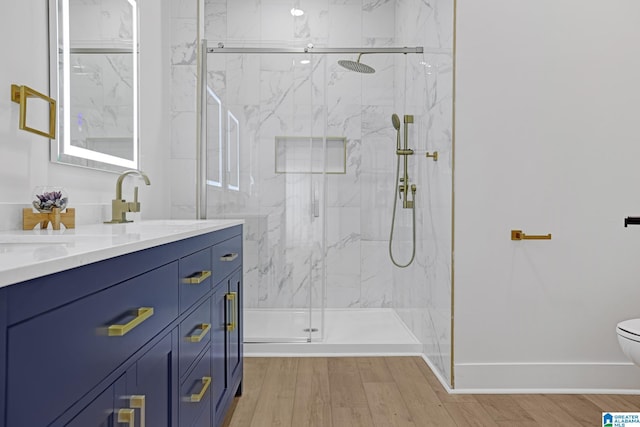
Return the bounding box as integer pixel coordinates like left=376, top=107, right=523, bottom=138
left=389, top=113, right=417, bottom=268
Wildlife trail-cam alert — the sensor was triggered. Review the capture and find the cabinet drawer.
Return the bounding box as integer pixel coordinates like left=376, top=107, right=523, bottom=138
left=6, top=262, right=178, bottom=427
left=180, top=349, right=212, bottom=427
left=211, top=235, right=242, bottom=284
left=179, top=297, right=211, bottom=378
left=180, top=248, right=212, bottom=312
left=192, top=395, right=212, bottom=427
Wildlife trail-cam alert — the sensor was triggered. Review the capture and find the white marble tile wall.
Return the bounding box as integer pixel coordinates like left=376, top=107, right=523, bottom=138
left=170, top=0, right=198, bottom=219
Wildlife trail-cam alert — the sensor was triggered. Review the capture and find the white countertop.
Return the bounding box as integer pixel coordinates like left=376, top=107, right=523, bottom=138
left=0, top=219, right=243, bottom=288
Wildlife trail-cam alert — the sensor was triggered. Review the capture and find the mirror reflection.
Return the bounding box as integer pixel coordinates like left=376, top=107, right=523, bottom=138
left=49, top=0, right=138, bottom=172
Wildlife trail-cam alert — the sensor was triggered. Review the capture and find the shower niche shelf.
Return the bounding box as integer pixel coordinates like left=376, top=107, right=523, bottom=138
left=275, top=136, right=346, bottom=174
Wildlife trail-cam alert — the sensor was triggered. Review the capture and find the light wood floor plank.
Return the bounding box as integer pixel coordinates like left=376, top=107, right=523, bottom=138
left=331, top=407, right=376, bottom=427
left=249, top=358, right=298, bottom=427
left=357, top=357, right=395, bottom=383
left=511, top=395, right=583, bottom=427
left=226, top=358, right=640, bottom=427
left=386, top=357, right=458, bottom=426
left=619, top=394, right=640, bottom=408
left=443, top=401, right=496, bottom=427
left=224, top=358, right=270, bottom=427
left=549, top=394, right=604, bottom=426
left=475, top=395, right=536, bottom=424
left=364, top=382, right=416, bottom=427
left=585, top=394, right=640, bottom=412
left=328, top=357, right=375, bottom=426
left=328, top=358, right=370, bottom=409
left=291, top=358, right=333, bottom=427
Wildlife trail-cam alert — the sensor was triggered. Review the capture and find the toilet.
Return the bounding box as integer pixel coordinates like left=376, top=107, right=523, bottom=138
left=617, top=319, right=640, bottom=366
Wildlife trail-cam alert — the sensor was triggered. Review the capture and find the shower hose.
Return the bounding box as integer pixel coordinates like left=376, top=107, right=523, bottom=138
left=388, top=154, right=416, bottom=268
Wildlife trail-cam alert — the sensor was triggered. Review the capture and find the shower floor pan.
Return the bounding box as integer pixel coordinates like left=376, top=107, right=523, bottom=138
left=244, top=308, right=422, bottom=356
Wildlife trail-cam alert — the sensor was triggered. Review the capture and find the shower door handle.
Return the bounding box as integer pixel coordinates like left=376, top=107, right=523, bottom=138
left=313, top=196, right=320, bottom=217
left=313, top=188, right=320, bottom=217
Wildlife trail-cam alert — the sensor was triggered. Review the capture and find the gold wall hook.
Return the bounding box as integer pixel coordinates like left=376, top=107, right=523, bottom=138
left=511, top=230, right=552, bottom=240
left=426, top=151, right=438, bottom=161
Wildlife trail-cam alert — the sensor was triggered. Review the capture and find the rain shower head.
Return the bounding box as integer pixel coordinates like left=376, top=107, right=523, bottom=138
left=338, top=53, right=375, bottom=74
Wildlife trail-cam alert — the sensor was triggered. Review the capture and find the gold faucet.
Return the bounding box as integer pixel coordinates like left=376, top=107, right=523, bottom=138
left=105, top=170, right=151, bottom=224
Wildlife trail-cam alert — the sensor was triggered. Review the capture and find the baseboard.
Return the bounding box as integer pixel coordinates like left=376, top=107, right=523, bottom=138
left=451, top=362, right=640, bottom=393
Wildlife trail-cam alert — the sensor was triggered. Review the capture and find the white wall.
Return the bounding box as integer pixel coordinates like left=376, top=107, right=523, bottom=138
left=0, top=0, right=171, bottom=231
left=455, top=0, right=640, bottom=390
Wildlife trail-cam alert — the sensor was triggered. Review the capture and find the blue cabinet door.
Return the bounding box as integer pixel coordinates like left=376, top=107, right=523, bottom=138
left=128, top=331, right=178, bottom=427
left=227, top=269, right=242, bottom=391
left=211, top=283, right=227, bottom=411
left=65, top=376, right=126, bottom=427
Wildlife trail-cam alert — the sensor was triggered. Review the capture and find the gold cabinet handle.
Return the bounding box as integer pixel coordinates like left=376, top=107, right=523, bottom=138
left=118, top=408, right=135, bottom=427
left=182, top=270, right=212, bottom=284
left=220, top=253, right=239, bottom=262
left=108, top=307, right=154, bottom=336
left=190, top=376, right=212, bottom=403
left=511, top=230, right=552, bottom=241
left=188, top=323, right=211, bottom=343
left=426, top=151, right=438, bottom=161
left=130, top=395, right=145, bottom=427
left=226, top=292, right=237, bottom=332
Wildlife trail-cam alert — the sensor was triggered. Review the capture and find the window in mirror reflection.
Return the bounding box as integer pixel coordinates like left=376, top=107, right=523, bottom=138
left=51, top=0, right=138, bottom=171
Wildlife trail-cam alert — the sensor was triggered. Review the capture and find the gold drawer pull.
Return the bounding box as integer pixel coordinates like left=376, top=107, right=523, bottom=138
left=220, top=253, right=238, bottom=262
left=118, top=408, right=135, bottom=427
left=226, top=292, right=237, bottom=332
left=190, top=376, right=212, bottom=403
left=188, top=323, right=211, bottom=343
left=183, top=270, right=211, bottom=284
left=130, top=395, right=146, bottom=427
left=108, top=307, right=154, bottom=336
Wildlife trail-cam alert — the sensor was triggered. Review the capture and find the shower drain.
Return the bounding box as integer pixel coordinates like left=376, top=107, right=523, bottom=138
left=303, top=328, right=319, bottom=332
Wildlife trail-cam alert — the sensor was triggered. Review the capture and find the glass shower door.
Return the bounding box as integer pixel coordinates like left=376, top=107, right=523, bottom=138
left=202, top=45, right=327, bottom=343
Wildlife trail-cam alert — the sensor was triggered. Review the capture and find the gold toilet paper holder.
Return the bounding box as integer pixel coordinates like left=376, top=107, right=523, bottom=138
left=511, top=230, right=552, bottom=240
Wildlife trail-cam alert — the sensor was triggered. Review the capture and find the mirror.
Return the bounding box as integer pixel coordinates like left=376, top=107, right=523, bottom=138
left=49, top=0, right=138, bottom=172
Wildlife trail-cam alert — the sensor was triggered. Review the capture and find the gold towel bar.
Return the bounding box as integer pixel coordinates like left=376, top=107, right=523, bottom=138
left=11, top=84, right=56, bottom=139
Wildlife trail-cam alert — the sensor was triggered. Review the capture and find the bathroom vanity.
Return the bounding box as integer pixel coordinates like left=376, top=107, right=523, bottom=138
left=0, top=220, right=243, bottom=427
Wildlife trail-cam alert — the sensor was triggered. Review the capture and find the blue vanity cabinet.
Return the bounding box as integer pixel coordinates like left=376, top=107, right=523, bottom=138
left=0, top=223, right=243, bottom=427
